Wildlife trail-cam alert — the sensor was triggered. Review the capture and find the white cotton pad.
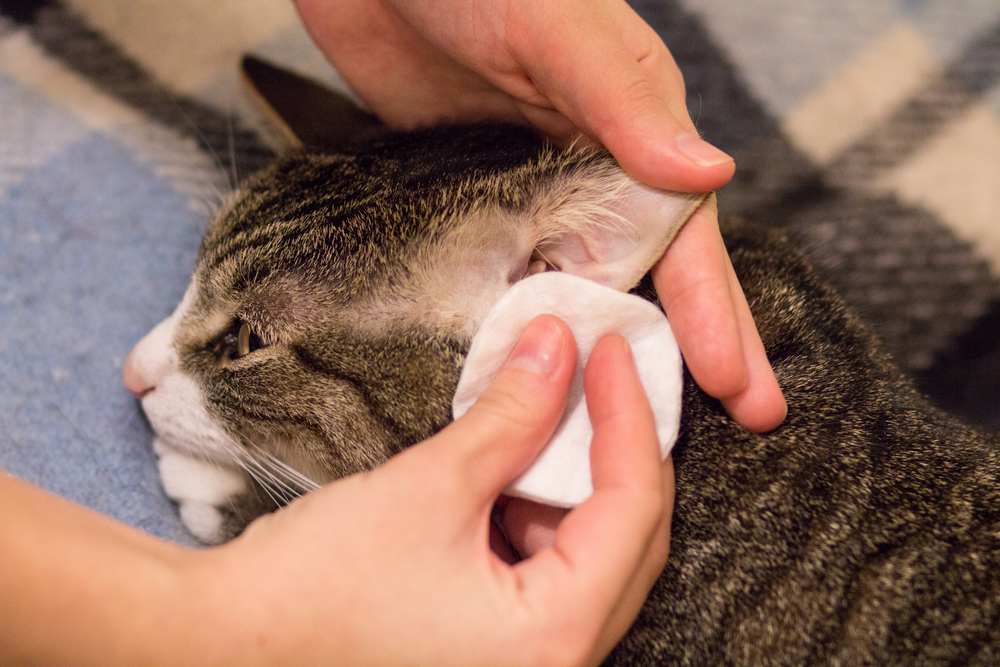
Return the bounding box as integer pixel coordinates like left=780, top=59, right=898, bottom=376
left=452, top=272, right=683, bottom=508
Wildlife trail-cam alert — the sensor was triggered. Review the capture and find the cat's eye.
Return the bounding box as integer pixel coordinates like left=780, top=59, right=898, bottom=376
left=237, top=321, right=254, bottom=357
left=222, top=320, right=265, bottom=360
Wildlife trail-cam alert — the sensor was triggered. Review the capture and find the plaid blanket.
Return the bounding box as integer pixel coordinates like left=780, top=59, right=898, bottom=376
left=1, top=0, right=998, bottom=540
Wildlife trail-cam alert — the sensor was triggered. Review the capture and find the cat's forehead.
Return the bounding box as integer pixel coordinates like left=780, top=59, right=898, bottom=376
left=194, top=125, right=548, bottom=302
left=181, top=125, right=650, bottom=345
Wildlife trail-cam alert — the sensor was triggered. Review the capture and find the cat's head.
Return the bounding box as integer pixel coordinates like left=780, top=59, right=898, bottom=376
left=123, top=62, right=704, bottom=494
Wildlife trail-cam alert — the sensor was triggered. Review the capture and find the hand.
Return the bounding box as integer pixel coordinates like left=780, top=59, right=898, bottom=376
left=0, top=317, right=670, bottom=665
left=187, top=316, right=672, bottom=666
left=296, top=0, right=787, bottom=432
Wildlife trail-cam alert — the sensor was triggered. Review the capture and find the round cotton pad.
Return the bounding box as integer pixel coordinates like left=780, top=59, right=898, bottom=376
left=452, top=272, right=683, bottom=507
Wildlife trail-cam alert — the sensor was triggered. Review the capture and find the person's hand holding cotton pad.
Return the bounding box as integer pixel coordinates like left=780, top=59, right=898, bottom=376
left=452, top=271, right=682, bottom=507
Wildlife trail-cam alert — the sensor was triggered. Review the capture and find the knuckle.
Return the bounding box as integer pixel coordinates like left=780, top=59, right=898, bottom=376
left=592, top=75, right=660, bottom=143
left=474, top=379, right=544, bottom=432
left=502, top=2, right=561, bottom=68
left=599, top=76, right=659, bottom=135
left=660, top=274, right=727, bottom=314
left=635, top=29, right=687, bottom=101
left=620, top=74, right=661, bottom=109
left=592, top=400, right=649, bottom=434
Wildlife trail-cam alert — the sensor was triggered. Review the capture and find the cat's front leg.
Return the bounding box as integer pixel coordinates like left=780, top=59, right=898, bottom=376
left=153, top=437, right=267, bottom=544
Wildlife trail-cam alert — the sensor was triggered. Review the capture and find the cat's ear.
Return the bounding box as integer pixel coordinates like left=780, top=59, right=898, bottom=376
left=533, top=182, right=708, bottom=292
left=240, top=55, right=383, bottom=150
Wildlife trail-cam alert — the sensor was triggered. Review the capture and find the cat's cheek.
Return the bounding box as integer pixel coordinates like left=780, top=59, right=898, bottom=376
left=141, top=372, right=239, bottom=464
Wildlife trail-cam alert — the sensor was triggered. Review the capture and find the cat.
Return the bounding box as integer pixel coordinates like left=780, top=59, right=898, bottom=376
left=123, top=61, right=999, bottom=664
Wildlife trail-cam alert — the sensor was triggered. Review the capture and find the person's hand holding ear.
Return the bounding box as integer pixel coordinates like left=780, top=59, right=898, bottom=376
left=297, top=0, right=787, bottom=432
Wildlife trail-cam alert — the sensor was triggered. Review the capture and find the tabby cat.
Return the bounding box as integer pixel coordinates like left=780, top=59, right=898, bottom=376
left=123, top=61, right=999, bottom=664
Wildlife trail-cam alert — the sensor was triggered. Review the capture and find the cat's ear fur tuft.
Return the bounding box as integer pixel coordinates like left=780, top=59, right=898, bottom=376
left=531, top=171, right=708, bottom=292
left=240, top=55, right=383, bottom=151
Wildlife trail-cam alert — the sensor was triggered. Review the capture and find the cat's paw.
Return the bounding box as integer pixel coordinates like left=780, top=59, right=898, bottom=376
left=154, top=438, right=248, bottom=544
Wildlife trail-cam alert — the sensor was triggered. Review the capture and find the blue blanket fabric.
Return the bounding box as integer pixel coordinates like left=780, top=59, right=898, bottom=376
left=1, top=1, right=998, bottom=544
left=0, top=120, right=203, bottom=542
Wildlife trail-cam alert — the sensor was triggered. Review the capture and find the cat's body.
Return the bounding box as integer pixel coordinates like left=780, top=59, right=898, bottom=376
left=624, top=224, right=999, bottom=663
left=125, top=122, right=999, bottom=664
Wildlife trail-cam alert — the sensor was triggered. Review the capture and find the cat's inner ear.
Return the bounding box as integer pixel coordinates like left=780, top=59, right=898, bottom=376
left=240, top=55, right=383, bottom=151
left=532, top=182, right=708, bottom=292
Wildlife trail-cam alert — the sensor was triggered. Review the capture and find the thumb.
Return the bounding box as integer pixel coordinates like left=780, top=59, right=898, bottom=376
left=419, top=315, right=576, bottom=513
left=513, top=7, right=734, bottom=192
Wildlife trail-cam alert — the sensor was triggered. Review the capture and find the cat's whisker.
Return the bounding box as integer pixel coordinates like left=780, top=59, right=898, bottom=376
left=235, top=455, right=289, bottom=508
left=235, top=448, right=300, bottom=503
left=162, top=90, right=234, bottom=192
left=253, top=458, right=310, bottom=497
left=206, top=444, right=277, bottom=507
left=260, top=456, right=320, bottom=494
left=252, top=459, right=309, bottom=501
left=253, top=447, right=321, bottom=493
left=205, top=438, right=296, bottom=507
left=203, top=182, right=228, bottom=212
left=249, top=471, right=286, bottom=509
left=243, top=441, right=321, bottom=494
left=227, top=108, right=240, bottom=188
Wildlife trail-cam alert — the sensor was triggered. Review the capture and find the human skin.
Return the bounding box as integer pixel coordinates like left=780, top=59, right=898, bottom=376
left=294, top=0, right=788, bottom=433
left=0, top=317, right=672, bottom=666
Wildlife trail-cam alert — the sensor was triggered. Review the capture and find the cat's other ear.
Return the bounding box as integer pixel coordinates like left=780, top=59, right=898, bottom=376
left=240, top=55, right=383, bottom=151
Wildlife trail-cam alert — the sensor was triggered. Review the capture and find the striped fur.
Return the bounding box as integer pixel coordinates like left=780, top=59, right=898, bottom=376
left=166, top=124, right=997, bottom=663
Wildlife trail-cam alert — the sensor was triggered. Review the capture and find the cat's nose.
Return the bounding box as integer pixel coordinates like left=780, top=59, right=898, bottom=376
left=123, top=347, right=156, bottom=398
left=123, top=316, right=177, bottom=398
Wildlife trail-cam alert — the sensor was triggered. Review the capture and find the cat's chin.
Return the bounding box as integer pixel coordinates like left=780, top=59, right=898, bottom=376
left=152, top=436, right=249, bottom=544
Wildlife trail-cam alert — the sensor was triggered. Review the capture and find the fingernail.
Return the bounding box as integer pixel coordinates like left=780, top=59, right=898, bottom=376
left=506, top=316, right=564, bottom=377
left=674, top=133, right=733, bottom=168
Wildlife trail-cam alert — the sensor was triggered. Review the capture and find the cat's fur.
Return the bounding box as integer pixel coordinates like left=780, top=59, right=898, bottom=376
left=129, top=121, right=999, bottom=664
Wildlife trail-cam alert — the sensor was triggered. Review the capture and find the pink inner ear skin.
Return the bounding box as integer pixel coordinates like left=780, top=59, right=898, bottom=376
left=538, top=184, right=708, bottom=292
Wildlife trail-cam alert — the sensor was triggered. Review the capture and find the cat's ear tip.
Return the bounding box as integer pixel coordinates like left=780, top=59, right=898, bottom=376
left=238, top=53, right=382, bottom=152
left=239, top=54, right=274, bottom=79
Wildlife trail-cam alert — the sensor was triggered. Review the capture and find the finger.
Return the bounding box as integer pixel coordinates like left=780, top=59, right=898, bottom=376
left=297, top=0, right=524, bottom=128
left=503, top=459, right=674, bottom=641
left=413, top=315, right=576, bottom=513
left=590, top=457, right=674, bottom=663
left=504, top=462, right=675, bottom=665
left=508, top=5, right=734, bottom=192
left=654, top=195, right=749, bottom=399
left=515, top=335, right=664, bottom=636
left=513, top=102, right=579, bottom=144
left=501, top=497, right=566, bottom=558
left=720, top=256, right=789, bottom=432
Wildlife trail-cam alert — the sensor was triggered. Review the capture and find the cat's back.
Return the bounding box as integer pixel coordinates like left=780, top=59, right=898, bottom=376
left=613, top=219, right=1000, bottom=665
